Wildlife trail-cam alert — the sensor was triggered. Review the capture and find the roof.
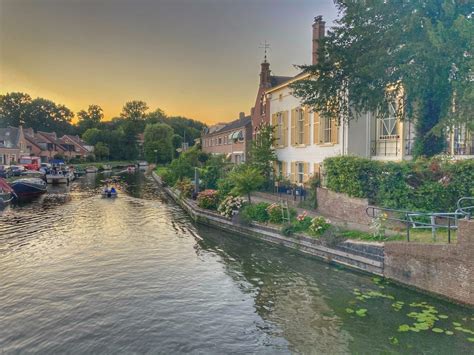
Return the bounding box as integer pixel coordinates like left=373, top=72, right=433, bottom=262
left=265, top=72, right=311, bottom=94
left=270, top=75, right=293, bottom=87
left=0, top=127, right=20, bottom=149
left=203, top=116, right=251, bottom=136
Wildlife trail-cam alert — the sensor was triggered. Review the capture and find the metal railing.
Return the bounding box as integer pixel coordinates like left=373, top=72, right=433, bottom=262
left=366, top=197, right=473, bottom=243
left=370, top=139, right=400, bottom=157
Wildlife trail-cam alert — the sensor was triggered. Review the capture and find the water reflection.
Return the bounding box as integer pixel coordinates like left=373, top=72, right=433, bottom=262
left=0, top=171, right=472, bottom=354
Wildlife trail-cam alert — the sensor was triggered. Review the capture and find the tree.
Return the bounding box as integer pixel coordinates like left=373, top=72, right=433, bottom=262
left=146, top=108, right=167, bottom=124
left=0, top=92, right=32, bottom=127
left=22, top=98, right=74, bottom=135
left=228, top=165, right=264, bottom=203
left=249, top=123, right=277, bottom=186
left=120, top=100, right=149, bottom=121
left=82, top=128, right=102, bottom=145
left=77, top=104, right=104, bottom=134
left=292, top=1, right=473, bottom=157
left=94, top=142, right=110, bottom=161
left=143, top=123, right=174, bottom=163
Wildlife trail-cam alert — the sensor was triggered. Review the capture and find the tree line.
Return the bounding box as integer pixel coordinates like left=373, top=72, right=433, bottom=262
left=0, top=92, right=207, bottom=162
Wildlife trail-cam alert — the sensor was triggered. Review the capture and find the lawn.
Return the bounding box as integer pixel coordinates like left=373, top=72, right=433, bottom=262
left=341, top=228, right=457, bottom=244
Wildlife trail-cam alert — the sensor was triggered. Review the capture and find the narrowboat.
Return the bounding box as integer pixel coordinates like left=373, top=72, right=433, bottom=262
left=10, top=178, right=47, bottom=198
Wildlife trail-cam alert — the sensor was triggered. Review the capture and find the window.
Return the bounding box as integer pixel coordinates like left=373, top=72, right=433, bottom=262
left=279, top=93, right=283, bottom=101
left=322, top=116, right=332, bottom=143
left=218, top=137, right=222, bottom=145
left=379, top=102, right=399, bottom=139
left=297, top=109, right=304, bottom=144
left=277, top=161, right=283, bottom=178
left=297, top=162, right=304, bottom=184
left=224, top=136, right=227, bottom=145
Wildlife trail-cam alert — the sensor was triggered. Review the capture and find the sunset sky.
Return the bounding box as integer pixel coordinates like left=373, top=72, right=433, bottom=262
left=0, top=0, right=337, bottom=124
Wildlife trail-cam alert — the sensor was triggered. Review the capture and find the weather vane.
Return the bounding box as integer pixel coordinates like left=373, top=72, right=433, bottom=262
left=259, top=41, right=271, bottom=62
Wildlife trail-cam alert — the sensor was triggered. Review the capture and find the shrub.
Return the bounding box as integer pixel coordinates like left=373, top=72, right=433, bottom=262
left=218, top=196, right=244, bottom=218
left=160, top=168, right=176, bottom=186
left=241, top=202, right=270, bottom=223
left=293, top=212, right=312, bottom=232
left=309, top=216, right=331, bottom=236
left=197, top=189, right=219, bottom=210
left=217, top=178, right=236, bottom=199
left=175, top=178, right=194, bottom=198
left=266, top=203, right=283, bottom=224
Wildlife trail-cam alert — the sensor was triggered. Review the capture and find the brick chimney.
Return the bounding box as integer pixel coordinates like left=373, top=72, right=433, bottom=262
left=239, top=112, right=245, bottom=121
left=312, top=15, right=325, bottom=65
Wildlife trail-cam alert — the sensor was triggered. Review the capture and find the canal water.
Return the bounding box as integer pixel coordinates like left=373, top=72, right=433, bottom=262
left=0, top=171, right=472, bottom=354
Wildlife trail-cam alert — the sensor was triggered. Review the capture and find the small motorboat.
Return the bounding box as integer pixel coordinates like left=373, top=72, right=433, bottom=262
left=10, top=178, right=47, bottom=198
left=102, top=164, right=112, bottom=172
left=86, top=166, right=98, bottom=174
left=127, top=165, right=136, bottom=173
left=46, top=170, right=69, bottom=184
left=102, top=187, right=118, bottom=198
left=0, top=178, right=15, bottom=206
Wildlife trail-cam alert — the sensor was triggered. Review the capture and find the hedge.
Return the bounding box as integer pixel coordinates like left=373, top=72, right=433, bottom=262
left=324, top=156, right=474, bottom=212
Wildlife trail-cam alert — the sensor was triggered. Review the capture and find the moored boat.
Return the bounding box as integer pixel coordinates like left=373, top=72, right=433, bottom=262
left=0, top=178, right=15, bottom=206
left=10, top=178, right=47, bottom=198
left=46, top=171, right=69, bottom=184
left=102, top=164, right=112, bottom=172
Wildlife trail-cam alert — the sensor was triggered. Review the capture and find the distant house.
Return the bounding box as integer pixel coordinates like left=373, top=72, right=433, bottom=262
left=60, top=135, right=91, bottom=159
left=201, top=113, right=252, bottom=164
left=0, top=126, right=29, bottom=165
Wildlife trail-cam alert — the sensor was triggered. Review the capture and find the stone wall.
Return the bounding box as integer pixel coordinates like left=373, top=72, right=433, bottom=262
left=384, top=219, right=474, bottom=306
left=316, top=187, right=372, bottom=226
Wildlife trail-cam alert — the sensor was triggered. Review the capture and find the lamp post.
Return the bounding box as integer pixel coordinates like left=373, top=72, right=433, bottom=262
left=154, top=149, right=158, bottom=165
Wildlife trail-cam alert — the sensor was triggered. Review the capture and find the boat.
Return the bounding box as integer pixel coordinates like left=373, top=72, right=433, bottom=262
left=0, top=178, right=15, bottom=206
left=46, top=171, right=69, bottom=184
left=86, top=166, right=98, bottom=173
left=10, top=178, right=47, bottom=198
left=127, top=165, right=136, bottom=173
left=102, top=164, right=112, bottom=172
left=138, top=161, right=148, bottom=170
left=101, top=191, right=118, bottom=198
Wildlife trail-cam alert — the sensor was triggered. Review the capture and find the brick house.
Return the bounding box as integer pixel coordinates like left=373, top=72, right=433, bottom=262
left=201, top=113, right=252, bottom=164
left=0, top=126, right=29, bottom=165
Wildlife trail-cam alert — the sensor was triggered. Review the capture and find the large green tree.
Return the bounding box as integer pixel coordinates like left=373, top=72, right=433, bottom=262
left=143, top=123, right=174, bottom=163
left=292, top=1, right=473, bottom=157
left=0, top=92, right=32, bottom=127
left=77, top=104, right=104, bottom=134
left=120, top=100, right=149, bottom=121
left=22, top=98, right=75, bottom=135
left=249, top=123, right=277, bottom=186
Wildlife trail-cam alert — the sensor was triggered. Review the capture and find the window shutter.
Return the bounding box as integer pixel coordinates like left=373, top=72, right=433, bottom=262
left=290, top=161, right=296, bottom=182
left=313, top=111, right=320, bottom=144
left=271, top=113, right=277, bottom=145
left=303, top=162, right=309, bottom=183
left=313, top=163, right=320, bottom=177
left=282, top=161, right=287, bottom=178
left=304, top=108, right=310, bottom=146
left=331, top=118, right=339, bottom=144
left=282, top=111, right=288, bottom=147
left=291, top=109, right=296, bottom=146
left=273, top=161, right=278, bottom=176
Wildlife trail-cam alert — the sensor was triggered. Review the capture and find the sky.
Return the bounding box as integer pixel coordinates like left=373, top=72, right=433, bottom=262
left=0, top=0, right=338, bottom=124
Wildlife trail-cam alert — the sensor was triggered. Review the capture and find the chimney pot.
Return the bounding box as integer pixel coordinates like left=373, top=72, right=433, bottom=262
left=312, top=15, right=326, bottom=65
left=239, top=112, right=245, bottom=121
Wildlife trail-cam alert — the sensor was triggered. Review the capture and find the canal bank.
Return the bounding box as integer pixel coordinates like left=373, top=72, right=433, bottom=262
left=152, top=172, right=474, bottom=307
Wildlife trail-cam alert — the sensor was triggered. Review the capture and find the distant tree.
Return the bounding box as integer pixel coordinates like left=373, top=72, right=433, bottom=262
left=82, top=128, right=102, bottom=145
left=120, top=100, right=149, bottom=121
left=200, top=154, right=229, bottom=189
left=0, top=92, right=32, bottom=127
left=229, top=165, right=265, bottom=203
left=94, top=142, right=110, bottom=161
left=77, top=104, right=104, bottom=134
left=146, top=108, right=167, bottom=124
left=292, top=1, right=473, bottom=157
left=249, top=123, right=277, bottom=186
left=22, top=98, right=74, bottom=135
left=143, top=123, right=174, bottom=163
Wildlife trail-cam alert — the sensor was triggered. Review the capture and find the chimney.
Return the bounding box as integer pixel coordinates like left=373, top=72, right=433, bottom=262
left=239, top=112, right=245, bottom=121
left=312, top=15, right=325, bottom=65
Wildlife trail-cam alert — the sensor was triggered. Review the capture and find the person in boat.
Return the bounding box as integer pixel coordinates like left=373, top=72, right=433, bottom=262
left=103, top=185, right=109, bottom=194
left=110, top=187, right=116, bottom=194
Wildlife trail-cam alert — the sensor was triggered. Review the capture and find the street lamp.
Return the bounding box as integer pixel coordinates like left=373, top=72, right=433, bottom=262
left=154, top=149, right=158, bottom=165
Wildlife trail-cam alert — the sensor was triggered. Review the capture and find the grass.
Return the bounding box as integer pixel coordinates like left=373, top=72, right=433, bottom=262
left=341, top=228, right=457, bottom=244
left=155, top=166, right=169, bottom=176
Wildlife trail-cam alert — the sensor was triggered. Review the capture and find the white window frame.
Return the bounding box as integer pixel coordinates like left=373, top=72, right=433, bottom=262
left=322, top=116, right=332, bottom=143
left=297, top=162, right=304, bottom=184
left=297, top=109, right=304, bottom=144
left=276, top=112, right=283, bottom=146
left=378, top=102, right=399, bottom=140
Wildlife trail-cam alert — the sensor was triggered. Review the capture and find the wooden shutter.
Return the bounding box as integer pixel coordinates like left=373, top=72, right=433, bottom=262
left=282, top=161, right=287, bottom=178
left=291, top=109, right=297, bottom=146
left=313, top=111, right=320, bottom=144
left=304, top=108, right=310, bottom=146
left=331, top=118, right=339, bottom=144
left=271, top=113, right=277, bottom=145
left=273, top=161, right=278, bottom=176
left=282, top=111, right=288, bottom=147
left=290, top=161, right=296, bottom=183
left=303, top=162, right=309, bottom=183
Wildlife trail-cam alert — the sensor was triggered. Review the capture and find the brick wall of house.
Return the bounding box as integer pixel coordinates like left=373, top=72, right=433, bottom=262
left=384, top=219, right=474, bottom=306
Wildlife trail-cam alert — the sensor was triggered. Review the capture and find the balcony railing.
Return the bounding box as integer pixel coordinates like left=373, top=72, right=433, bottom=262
left=371, top=138, right=401, bottom=157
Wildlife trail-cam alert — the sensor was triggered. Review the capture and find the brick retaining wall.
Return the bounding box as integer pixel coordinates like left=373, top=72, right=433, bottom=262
left=384, top=219, right=474, bottom=306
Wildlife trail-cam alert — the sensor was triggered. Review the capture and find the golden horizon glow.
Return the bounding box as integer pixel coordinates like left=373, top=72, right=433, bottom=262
left=0, top=0, right=337, bottom=125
